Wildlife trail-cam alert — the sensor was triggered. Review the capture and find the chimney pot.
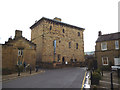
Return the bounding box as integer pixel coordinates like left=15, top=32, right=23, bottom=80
left=53, top=17, right=61, bottom=22
left=98, top=31, right=102, bottom=36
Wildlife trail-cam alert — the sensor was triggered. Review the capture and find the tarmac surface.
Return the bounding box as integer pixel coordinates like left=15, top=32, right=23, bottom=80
left=2, top=67, right=86, bottom=88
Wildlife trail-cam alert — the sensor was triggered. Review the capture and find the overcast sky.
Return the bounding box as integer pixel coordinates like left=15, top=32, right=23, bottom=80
left=0, top=0, right=119, bottom=52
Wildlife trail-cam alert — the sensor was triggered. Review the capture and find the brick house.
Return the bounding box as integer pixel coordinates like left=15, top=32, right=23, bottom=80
left=95, top=31, right=120, bottom=68
left=30, top=17, right=85, bottom=65
left=2, top=30, right=36, bottom=70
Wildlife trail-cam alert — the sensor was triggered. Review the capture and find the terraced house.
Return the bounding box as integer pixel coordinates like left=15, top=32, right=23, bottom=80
left=95, top=31, right=120, bottom=68
left=30, top=17, right=85, bottom=65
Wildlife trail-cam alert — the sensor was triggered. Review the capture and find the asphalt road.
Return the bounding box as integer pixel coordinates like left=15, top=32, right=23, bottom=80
left=3, top=67, right=86, bottom=88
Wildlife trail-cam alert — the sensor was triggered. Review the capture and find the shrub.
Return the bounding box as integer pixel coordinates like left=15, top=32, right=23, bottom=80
left=101, top=65, right=111, bottom=71
left=2, top=68, right=12, bottom=75
left=16, top=65, right=24, bottom=72
left=92, top=72, right=101, bottom=85
left=95, top=68, right=101, bottom=75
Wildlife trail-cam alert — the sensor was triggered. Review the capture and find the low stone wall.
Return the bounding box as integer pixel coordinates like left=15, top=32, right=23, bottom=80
left=38, top=62, right=85, bottom=69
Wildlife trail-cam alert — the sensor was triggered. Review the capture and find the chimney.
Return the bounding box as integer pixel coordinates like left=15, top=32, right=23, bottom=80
left=8, top=37, right=12, bottom=42
left=53, top=17, right=61, bottom=22
left=98, top=31, right=102, bottom=36
left=15, top=30, right=22, bottom=38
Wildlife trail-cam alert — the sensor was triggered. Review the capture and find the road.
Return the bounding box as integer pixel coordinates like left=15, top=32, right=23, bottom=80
left=3, top=67, right=86, bottom=88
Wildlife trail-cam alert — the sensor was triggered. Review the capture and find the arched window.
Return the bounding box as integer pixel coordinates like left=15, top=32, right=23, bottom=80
left=50, top=26, right=52, bottom=30
left=63, top=29, right=65, bottom=33
left=78, top=32, right=80, bottom=36
left=69, top=42, right=71, bottom=48
left=76, top=43, right=78, bottom=49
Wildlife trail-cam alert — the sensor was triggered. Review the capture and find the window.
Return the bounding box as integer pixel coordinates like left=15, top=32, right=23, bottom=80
left=102, top=57, right=108, bottom=65
left=78, top=32, right=80, bottom=36
left=115, top=40, right=119, bottom=49
left=58, top=54, right=60, bottom=62
left=59, top=40, right=61, bottom=43
left=69, top=42, right=71, bottom=48
left=101, top=42, right=107, bottom=50
left=50, top=26, right=52, bottom=30
left=53, top=40, right=56, bottom=47
left=18, top=49, right=23, bottom=56
left=63, top=29, right=65, bottom=33
left=76, top=43, right=78, bottom=49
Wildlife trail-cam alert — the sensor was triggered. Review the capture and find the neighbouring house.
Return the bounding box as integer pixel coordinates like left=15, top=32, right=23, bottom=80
left=30, top=17, right=85, bottom=66
left=95, top=31, right=120, bottom=68
left=2, top=30, right=36, bottom=71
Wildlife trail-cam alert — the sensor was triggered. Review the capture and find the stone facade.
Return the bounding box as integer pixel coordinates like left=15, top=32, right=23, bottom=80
left=2, top=30, right=36, bottom=70
left=30, top=17, right=85, bottom=64
left=95, top=31, right=120, bottom=68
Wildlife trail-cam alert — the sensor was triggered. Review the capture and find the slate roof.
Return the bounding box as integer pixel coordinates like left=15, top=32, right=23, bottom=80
left=3, top=37, right=36, bottom=46
left=96, top=32, right=120, bottom=42
left=30, top=17, right=85, bottom=30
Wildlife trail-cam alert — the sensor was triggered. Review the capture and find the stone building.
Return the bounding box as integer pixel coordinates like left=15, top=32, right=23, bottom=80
left=95, top=31, right=120, bottom=68
left=30, top=17, right=85, bottom=65
left=2, top=30, right=36, bottom=70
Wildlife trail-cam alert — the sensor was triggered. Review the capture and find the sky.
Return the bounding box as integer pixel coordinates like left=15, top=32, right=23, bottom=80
left=0, top=0, right=119, bottom=52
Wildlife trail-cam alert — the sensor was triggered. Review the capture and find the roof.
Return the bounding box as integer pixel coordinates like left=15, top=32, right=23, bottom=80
left=30, top=17, right=85, bottom=30
left=3, top=37, right=36, bottom=46
left=96, top=32, right=120, bottom=42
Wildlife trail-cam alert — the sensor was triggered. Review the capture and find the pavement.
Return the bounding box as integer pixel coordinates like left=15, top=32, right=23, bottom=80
left=82, top=71, right=91, bottom=89
left=91, top=71, right=120, bottom=90
left=2, top=67, right=86, bottom=88
left=2, top=69, right=45, bottom=82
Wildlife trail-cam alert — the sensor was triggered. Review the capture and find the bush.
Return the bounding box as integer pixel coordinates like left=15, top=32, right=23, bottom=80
left=2, top=68, right=13, bottom=75
left=92, top=72, right=101, bottom=85
left=16, top=65, right=24, bottom=72
left=95, top=68, right=101, bottom=75
left=101, top=65, right=111, bottom=71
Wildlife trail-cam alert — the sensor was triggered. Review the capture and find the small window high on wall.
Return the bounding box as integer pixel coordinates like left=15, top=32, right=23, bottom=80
left=115, top=40, right=119, bottom=49
left=18, top=49, right=23, bottom=56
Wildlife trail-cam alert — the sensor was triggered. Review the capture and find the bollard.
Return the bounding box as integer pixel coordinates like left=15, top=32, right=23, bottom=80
left=111, top=72, right=113, bottom=90
left=102, top=69, right=103, bottom=76
left=91, top=70, right=93, bottom=85
left=30, top=66, right=32, bottom=74
left=18, top=66, right=20, bottom=76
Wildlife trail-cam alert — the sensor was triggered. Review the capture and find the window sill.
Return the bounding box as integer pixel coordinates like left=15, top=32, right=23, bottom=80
left=103, top=64, right=108, bottom=66
left=101, top=49, right=107, bottom=51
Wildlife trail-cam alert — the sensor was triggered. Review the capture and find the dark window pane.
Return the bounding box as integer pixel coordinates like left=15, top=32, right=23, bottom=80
left=63, top=29, right=65, bottom=33
left=50, top=26, right=52, bottom=30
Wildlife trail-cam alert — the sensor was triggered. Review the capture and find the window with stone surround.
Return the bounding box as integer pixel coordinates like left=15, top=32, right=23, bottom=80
left=115, top=40, right=119, bottom=49
left=63, top=29, right=65, bottom=33
left=102, top=57, right=108, bottom=65
left=78, top=32, right=80, bottom=36
left=18, top=49, right=23, bottom=56
left=101, top=42, right=107, bottom=51
left=57, top=54, right=60, bottom=62
left=76, top=43, right=78, bottom=49
left=50, top=26, right=52, bottom=30
left=69, top=42, right=71, bottom=48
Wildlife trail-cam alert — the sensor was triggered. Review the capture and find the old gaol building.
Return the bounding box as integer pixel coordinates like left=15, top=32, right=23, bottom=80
left=30, top=17, right=85, bottom=64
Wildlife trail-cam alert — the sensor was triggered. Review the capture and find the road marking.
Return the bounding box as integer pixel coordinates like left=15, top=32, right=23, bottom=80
left=81, top=71, right=87, bottom=90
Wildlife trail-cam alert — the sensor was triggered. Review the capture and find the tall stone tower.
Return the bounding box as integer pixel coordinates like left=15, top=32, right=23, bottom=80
left=30, top=17, right=85, bottom=65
